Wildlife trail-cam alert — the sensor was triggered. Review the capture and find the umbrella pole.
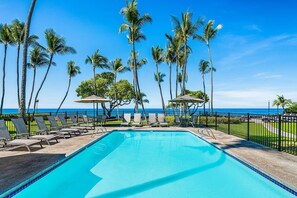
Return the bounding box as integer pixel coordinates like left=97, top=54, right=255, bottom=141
left=93, top=102, right=95, bottom=127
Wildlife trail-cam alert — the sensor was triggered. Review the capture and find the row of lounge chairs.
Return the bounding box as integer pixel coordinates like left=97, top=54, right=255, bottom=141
left=121, top=113, right=169, bottom=127
left=0, top=115, right=95, bottom=152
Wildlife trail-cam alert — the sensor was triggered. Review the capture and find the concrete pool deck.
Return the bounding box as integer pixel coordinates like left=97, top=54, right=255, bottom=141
left=0, top=127, right=297, bottom=195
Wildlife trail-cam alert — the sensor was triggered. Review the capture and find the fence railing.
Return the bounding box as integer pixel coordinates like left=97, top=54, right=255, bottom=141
left=1, top=110, right=296, bottom=155
left=198, top=112, right=297, bottom=155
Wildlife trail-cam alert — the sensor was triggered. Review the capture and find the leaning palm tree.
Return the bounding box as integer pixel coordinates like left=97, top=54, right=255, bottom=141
left=0, top=24, right=13, bottom=115
left=273, top=95, right=292, bottom=113
left=194, top=20, right=223, bottom=113
left=154, top=72, right=166, bottom=114
left=199, top=60, right=214, bottom=114
left=152, top=46, right=165, bottom=112
left=27, top=47, right=51, bottom=113
left=165, top=43, right=175, bottom=100
left=119, top=0, right=152, bottom=113
left=56, top=61, right=80, bottom=115
left=108, top=58, right=130, bottom=119
left=10, top=19, right=38, bottom=107
left=20, top=0, right=37, bottom=117
left=32, top=29, right=76, bottom=116
left=171, top=11, right=202, bottom=95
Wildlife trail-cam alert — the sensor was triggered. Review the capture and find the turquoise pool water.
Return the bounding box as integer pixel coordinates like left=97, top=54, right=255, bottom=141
left=12, top=131, right=295, bottom=198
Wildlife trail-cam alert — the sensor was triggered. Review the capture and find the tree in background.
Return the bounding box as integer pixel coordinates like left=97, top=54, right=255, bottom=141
left=76, top=72, right=134, bottom=117
left=20, top=0, right=37, bottom=117
left=284, top=102, right=297, bottom=114
left=172, top=11, right=202, bottom=95
left=119, top=0, right=152, bottom=113
left=0, top=24, right=13, bottom=115
left=199, top=59, right=216, bottom=114
left=10, top=19, right=38, bottom=107
left=108, top=58, right=130, bottom=119
left=32, top=29, right=76, bottom=116
left=194, top=20, right=222, bottom=113
left=56, top=61, right=81, bottom=115
left=27, top=47, right=51, bottom=113
left=273, top=95, right=292, bottom=113
left=154, top=72, right=166, bottom=113
left=185, top=89, right=209, bottom=116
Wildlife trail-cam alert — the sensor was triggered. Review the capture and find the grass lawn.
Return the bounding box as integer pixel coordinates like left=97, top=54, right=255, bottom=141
left=271, top=122, right=297, bottom=135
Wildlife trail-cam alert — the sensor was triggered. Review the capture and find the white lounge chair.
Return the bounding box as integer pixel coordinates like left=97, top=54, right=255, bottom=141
left=148, top=113, right=158, bottom=127
left=121, top=113, right=131, bottom=127
left=11, top=118, right=59, bottom=145
left=0, top=120, right=42, bottom=152
left=131, top=113, right=142, bottom=127
left=158, top=113, right=169, bottom=127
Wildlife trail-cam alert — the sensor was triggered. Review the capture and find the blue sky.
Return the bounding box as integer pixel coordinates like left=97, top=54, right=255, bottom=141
left=0, top=0, right=297, bottom=109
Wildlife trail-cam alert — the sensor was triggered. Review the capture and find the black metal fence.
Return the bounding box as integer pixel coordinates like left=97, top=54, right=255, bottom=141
left=1, top=110, right=296, bottom=156
left=198, top=112, right=297, bottom=155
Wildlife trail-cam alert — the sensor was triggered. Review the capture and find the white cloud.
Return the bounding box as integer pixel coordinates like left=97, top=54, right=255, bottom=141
left=254, top=72, right=282, bottom=79
left=244, top=24, right=262, bottom=32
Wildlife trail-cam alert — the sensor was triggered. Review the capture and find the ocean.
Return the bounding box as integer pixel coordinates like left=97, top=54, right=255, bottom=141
left=2, top=108, right=282, bottom=116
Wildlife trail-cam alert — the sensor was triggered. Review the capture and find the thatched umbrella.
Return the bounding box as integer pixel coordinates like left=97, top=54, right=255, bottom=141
left=169, top=95, right=204, bottom=117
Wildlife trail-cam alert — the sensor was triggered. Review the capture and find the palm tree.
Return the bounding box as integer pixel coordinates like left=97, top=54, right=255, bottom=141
left=56, top=61, right=80, bottom=115
left=27, top=47, right=51, bottom=113
left=164, top=43, right=174, bottom=100
left=108, top=58, right=130, bottom=119
left=10, top=19, right=38, bottom=108
left=199, top=60, right=215, bottom=114
left=119, top=0, right=152, bottom=113
left=85, top=50, right=108, bottom=95
left=0, top=24, right=13, bottom=115
left=20, top=0, right=37, bottom=117
left=171, top=11, right=202, bottom=95
left=152, top=46, right=166, bottom=112
left=273, top=95, right=292, bottom=113
left=32, top=29, right=76, bottom=116
left=154, top=72, right=166, bottom=113
left=194, top=20, right=223, bottom=113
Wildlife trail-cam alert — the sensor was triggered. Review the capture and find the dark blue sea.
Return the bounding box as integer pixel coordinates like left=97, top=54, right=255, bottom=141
left=2, top=108, right=282, bottom=116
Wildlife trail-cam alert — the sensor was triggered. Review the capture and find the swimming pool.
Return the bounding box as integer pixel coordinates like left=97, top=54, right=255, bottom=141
left=6, top=131, right=296, bottom=197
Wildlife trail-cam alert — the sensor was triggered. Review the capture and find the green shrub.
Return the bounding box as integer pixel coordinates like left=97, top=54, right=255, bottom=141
left=165, top=116, right=175, bottom=126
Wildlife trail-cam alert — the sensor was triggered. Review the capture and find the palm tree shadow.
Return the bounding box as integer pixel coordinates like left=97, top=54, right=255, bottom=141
left=95, top=153, right=226, bottom=198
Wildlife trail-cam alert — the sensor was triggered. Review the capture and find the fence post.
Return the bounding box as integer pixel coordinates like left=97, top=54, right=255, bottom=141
left=27, top=113, right=31, bottom=135
left=278, top=114, right=282, bottom=151
left=228, top=112, right=230, bottom=134
left=247, top=113, right=250, bottom=141
left=76, top=111, right=79, bottom=123
left=215, top=112, right=218, bottom=130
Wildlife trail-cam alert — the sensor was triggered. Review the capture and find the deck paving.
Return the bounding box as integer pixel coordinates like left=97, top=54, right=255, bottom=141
left=0, top=126, right=296, bottom=195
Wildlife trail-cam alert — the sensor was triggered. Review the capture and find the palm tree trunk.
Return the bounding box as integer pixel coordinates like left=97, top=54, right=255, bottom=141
left=202, top=73, right=206, bottom=115
left=56, top=77, right=71, bottom=115
left=0, top=45, right=7, bottom=115
left=16, top=43, right=21, bottom=107
left=182, top=41, right=188, bottom=95
left=207, top=44, right=214, bottom=114
left=93, top=67, right=99, bottom=118
left=169, top=62, right=173, bottom=100
left=175, top=62, right=179, bottom=98
left=20, top=0, right=37, bottom=118
left=158, top=83, right=165, bottom=114
left=132, top=41, right=139, bottom=113
left=136, top=69, right=147, bottom=120
left=114, top=75, right=120, bottom=120
left=32, top=54, right=53, bottom=117
left=27, top=67, right=36, bottom=113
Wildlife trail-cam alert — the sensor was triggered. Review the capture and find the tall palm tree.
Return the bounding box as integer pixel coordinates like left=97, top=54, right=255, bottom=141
left=152, top=46, right=166, bottom=112
left=0, top=24, right=13, bottom=115
left=199, top=60, right=214, bottom=114
left=119, top=0, right=152, bottom=113
left=20, top=0, right=37, bottom=117
left=171, top=11, right=202, bottom=95
left=27, top=47, right=51, bottom=113
left=32, top=29, right=76, bottom=116
left=108, top=58, right=130, bottom=119
left=273, top=95, right=292, bottom=113
left=165, top=43, right=174, bottom=100
left=194, top=20, right=223, bottom=113
left=56, top=61, right=80, bottom=115
left=154, top=72, right=166, bottom=114
left=85, top=50, right=108, bottom=116
left=10, top=19, right=38, bottom=107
